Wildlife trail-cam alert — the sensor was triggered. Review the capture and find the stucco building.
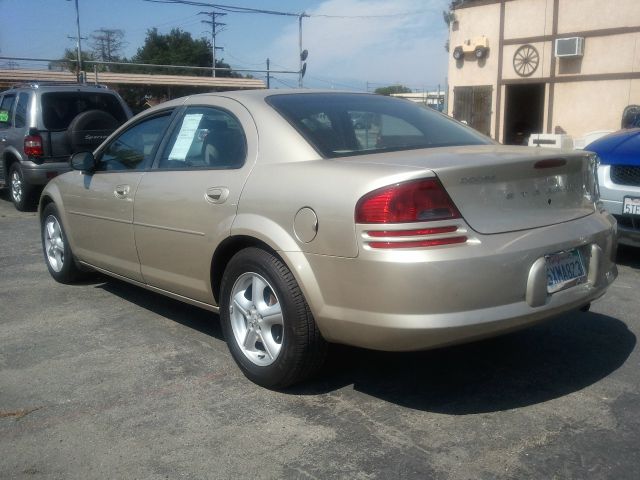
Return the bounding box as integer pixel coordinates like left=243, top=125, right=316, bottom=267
left=446, top=0, right=640, bottom=144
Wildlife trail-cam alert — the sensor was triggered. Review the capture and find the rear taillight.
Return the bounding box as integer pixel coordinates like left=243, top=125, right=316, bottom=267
left=357, top=178, right=467, bottom=249
left=355, top=178, right=461, bottom=224
left=24, top=134, right=43, bottom=157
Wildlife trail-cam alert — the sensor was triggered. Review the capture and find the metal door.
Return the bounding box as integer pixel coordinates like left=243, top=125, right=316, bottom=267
left=453, top=86, right=492, bottom=137
left=133, top=99, right=258, bottom=305
left=62, top=112, right=173, bottom=281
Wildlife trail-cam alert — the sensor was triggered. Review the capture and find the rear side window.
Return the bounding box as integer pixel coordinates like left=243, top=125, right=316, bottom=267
left=41, top=92, right=127, bottom=130
left=14, top=93, right=30, bottom=128
left=158, top=106, right=246, bottom=170
left=267, top=93, right=491, bottom=158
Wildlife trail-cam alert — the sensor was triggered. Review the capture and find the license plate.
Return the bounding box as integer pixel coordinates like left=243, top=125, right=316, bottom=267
left=545, top=249, right=586, bottom=293
left=623, top=196, right=640, bottom=216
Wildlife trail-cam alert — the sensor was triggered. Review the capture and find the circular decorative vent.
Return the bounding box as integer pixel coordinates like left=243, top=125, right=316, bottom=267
left=513, top=44, right=539, bottom=77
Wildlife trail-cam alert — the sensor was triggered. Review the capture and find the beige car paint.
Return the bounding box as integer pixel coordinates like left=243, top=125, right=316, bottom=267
left=133, top=97, right=259, bottom=303
left=61, top=170, right=145, bottom=281
left=40, top=89, right=618, bottom=352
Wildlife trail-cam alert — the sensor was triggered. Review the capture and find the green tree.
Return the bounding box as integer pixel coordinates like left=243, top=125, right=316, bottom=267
left=374, top=85, right=412, bottom=96
left=131, top=28, right=236, bottom=77
left=48, top=48, right=95, bottom=72
left=133, top=28, right=209, bottom=73
left=50, top=28, right=245, bottom=113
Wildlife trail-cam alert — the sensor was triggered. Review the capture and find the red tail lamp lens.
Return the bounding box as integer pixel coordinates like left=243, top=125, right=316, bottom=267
left=355, top=178, right=460, bottom=224
left=24, top=134, right=44, bottom=157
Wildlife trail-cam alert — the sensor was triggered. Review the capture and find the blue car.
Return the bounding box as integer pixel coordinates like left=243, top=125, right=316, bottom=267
left=587, top=128, right=640, bottom=247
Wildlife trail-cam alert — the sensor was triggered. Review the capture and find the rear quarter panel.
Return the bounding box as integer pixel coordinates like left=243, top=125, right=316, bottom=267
left=235, top=159, right=432, bottom=258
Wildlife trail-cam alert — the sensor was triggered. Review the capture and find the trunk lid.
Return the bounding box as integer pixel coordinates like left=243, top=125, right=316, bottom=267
left=343, top=145, right=597, bottom=234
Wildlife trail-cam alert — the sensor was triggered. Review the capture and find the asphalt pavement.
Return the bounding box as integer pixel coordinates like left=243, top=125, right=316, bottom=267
left=1, top=188, right=639, bottom=479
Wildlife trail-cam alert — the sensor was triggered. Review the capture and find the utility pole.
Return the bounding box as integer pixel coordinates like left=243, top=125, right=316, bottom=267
left=67, top=0, right=83, bottom=82
left=199, top=10, right=226, bottom=77
left=266, top=58, right=271, bottom=89
left=298, top=12, right=309, bottom=88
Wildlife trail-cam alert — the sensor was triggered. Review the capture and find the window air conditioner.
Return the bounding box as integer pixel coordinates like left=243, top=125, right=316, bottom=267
left=555, top=37, right=584, bottom=57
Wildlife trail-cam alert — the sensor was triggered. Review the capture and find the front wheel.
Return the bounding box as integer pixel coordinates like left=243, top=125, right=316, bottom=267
left=475, top=47, right=487, bottom=59
left=41, top=203, right=83, bottom=283
left=220, top=247, right=327, bottom=388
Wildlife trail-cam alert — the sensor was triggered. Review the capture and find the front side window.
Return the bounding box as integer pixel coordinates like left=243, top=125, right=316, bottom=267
left=267, top=93, right=492, bottom=158
left=98, top=113, right=171, bottom=171
left=158, top=106, right=246, bottom=170
left=0, top=94, right=16, bottom=129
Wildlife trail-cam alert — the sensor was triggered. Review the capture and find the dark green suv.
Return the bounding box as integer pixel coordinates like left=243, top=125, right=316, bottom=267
left=0, top=83, right=131, bottom=210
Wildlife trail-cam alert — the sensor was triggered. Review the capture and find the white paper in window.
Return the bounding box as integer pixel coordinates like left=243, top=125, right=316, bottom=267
left=168, top=113, right=203, bottom=161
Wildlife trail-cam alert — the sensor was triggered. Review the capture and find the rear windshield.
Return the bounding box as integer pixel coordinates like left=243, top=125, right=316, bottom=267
left=41, top=91, right=127, bottom=130
left=267, top=93, right=492, bottom=158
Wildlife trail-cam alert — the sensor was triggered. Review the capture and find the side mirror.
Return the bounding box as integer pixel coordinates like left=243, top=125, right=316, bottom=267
left=70, top=151, right=97, bottom=173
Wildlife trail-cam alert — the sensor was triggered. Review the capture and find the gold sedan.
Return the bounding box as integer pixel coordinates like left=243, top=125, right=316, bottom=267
left=39, top=90, right=617, bottom=388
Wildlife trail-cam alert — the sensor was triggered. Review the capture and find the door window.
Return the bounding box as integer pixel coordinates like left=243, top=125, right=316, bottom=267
left=98, top=113, right=171, bottom=171
left=0, top=94, right=16, bottom=129
left=158, top=107, right=246, bottom=170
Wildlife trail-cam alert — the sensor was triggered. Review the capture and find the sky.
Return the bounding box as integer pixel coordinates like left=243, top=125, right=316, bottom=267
left=0, top=0, right=451, bottom=91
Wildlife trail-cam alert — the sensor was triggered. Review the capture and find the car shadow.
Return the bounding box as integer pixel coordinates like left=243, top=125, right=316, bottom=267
left=296, top=312, right=635, bottom=413
left=96, top=278, right=634, bottom=413
left=0, top=186, right=38, bottom=211
left=98, top=279, right=224, bottom=340
left=616, top=245, right=640, bottom=269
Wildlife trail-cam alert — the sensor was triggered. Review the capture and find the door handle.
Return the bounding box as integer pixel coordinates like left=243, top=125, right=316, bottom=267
left=114, top=184, right=130, bottom=199
left=205, top=187, right=229, bottom=204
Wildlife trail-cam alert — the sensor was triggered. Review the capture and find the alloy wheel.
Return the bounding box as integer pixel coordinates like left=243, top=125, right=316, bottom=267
left=44, top=215, right=65, bottom=272
left=11, top=170, right=23, bottom=203
left=229, top=272, right=284, bottom=366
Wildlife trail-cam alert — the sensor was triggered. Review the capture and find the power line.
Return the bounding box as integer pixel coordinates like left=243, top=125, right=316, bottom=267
left=271, top=76, right=296, bottom=88
left=224, top=51, right=265, bottom=68
left=141, top=0, right=427, bottom=19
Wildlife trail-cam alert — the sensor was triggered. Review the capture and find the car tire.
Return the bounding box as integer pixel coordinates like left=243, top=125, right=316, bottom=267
left=475, top=47, right=487, bottom=59
left=9, top=163, right=35, bottom=211
left=453, top=47, right=464, bottom=60
left=41, top=203, right=83, bottom=283
left=220, top=247, right=327, bottom=389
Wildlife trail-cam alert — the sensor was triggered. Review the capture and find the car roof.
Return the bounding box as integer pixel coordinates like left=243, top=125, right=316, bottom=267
left=187, top=88, right=368, bottom=102
left=139, top=89, right=374, bottom=117
left=0, top=84, right=116, bottom=95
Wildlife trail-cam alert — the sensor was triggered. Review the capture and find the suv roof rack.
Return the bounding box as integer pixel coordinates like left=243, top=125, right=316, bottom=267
left=10, top=81, right=109, bottom=89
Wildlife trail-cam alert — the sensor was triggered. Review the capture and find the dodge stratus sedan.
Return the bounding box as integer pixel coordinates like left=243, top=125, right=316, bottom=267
left=39, top=90, right=618, bottom=388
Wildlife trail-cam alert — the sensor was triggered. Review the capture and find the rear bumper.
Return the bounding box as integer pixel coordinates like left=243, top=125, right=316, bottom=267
left=21, top=161, right=71, bottom=186
left=293, top=211, right=617, bottom=351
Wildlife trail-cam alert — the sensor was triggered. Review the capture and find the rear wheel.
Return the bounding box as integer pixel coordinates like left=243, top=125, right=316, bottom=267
left=9, top=163, right=35, bottom=211
left=220, top=247, right=327, bottom=388
left=41, top=203, right=83, bottom=283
